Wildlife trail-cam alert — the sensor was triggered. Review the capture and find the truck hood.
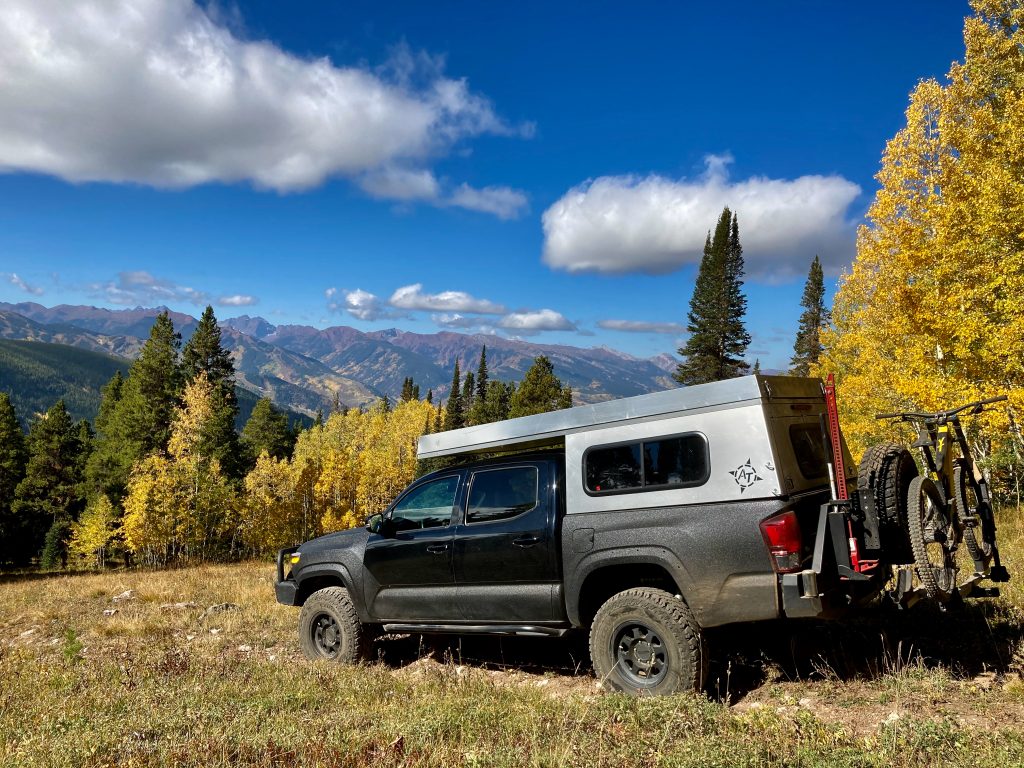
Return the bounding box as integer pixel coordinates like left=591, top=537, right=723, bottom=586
left=298, top=526, right=370, bottom=557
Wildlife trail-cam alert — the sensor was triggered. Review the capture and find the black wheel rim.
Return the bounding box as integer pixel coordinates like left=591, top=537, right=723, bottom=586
left=920, top=493, right=957, bottom=593
left=612, top=622, right=668, bottom=687
left=312, top=613, right=342, bottom=658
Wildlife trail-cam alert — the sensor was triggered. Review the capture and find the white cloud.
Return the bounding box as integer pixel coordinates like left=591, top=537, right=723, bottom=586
left=358, top=168, right=441, bottom=202
left=498, top=309, right=575, bottom=334
left=326, top=287, right=395, bottom=321
left=5, top=272, right=43, bottom=296
left=0, top=0, right=527, bottom=201
left=389, top=283, right=506, bottom=314
left=446, top=183, right=528, bottom=220
left=218, top=294, right=258, bottom=306
left=541, top=155, right=861, bottom=280
left=90, top=270, right=209, bottom=305
left=598, top=319, right=688, bottom=334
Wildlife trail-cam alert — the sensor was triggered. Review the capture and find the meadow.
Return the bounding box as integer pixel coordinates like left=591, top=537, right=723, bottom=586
left=1, top=510, right=1024, bottom=767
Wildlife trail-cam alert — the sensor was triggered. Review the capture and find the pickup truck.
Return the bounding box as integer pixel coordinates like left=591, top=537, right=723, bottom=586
left=276, top=375, right=881, bottom=695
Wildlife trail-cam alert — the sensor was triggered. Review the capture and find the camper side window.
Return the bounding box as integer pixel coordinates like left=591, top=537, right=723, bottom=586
left=585, top=433, right=708, bottom=495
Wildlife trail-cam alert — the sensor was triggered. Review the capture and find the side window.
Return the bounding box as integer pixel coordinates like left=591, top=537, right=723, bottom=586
left=390, top=476, right=459, bottom=531
left=585, top=433, right=708, bottom=494
left=467, top=467, right=539, bottom=524
left=789, top=423, right=827, bottom=479
left=586, top=444, right=642, bottom=492
left=643, top=435, right=708, bottom=488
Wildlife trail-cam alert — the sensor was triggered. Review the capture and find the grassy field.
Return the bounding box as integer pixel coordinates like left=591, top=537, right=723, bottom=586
left=2, top=512, right=1024, bottom=766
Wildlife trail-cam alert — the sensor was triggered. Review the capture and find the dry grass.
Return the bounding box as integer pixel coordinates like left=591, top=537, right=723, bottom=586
left=1, top=509, right=1023, bottom=766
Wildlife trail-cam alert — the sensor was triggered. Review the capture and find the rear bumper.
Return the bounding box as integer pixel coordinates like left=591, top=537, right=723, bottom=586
left=781, top=569, right=846, bottom=619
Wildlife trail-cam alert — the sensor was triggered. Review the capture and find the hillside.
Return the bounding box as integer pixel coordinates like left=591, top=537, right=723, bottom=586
left=0, top=302, right=680, bottom=413
left=0, top=339, right=309, bottom=430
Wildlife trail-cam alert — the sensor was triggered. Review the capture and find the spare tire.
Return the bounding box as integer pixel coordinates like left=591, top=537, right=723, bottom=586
left=857, top=442, right=919, bottom=563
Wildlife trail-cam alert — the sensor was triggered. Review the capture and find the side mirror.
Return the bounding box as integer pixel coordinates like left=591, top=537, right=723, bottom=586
left=366, top=513, right=385, bottom=535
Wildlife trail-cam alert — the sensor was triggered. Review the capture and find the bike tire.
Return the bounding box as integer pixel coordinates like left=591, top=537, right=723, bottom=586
left=953, top=459, right=994, bottom=574
left=906, top=475, right=958, bottom=602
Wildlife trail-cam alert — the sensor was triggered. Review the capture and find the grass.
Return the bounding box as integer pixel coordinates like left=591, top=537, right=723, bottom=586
left=1, top=510, right=1024, bottom=766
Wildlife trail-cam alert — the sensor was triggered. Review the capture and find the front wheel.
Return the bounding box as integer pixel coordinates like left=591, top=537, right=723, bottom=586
left=953, top=459, right=995, bottom=575
left=590, top=587, right=705, bottom=695
left=906, top=476, right=958, bottom=603
left=298, top=586, right=376, bottom=663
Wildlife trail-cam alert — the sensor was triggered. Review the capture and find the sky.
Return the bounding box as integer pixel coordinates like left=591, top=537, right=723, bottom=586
left=0, top=0, right=973, bottom=369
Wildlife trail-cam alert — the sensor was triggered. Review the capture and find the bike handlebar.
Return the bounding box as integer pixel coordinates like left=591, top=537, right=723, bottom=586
left=875, top=394, right=1008, bottom=422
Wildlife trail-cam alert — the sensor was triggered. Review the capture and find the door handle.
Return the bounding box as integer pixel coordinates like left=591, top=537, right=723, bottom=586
left=513, top=535, right=542, bottom=548
left=426, top=543, right=449, bottom=554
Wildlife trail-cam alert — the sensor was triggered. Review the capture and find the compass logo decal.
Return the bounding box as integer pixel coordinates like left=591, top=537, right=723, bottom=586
left=729, top=459, right=763, bottom=493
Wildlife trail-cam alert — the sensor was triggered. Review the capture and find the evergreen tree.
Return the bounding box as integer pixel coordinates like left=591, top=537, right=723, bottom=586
left=426, top=389, right=433, bottom=405
left=11, top=401, right=87, bottom=565
left=84, top=371, right=127, bottom=500
left=445, top=359, right=465, bottom=430
left=790, top=255, right=829, bottom=377
left=508, top=356, right=573, bottom=418
left=100, top=311, right=182, bottom=499
left=475, top=346, right=489, bottom=401
left=674, top=208, right=751, bottom=385
left=475, top=380, right=514, bottom=424
left=400, top=377, right=415, bottom=402
left=412, top=384, right=420, bottom=401
left=433, top=402, right=442, bottom=433
left=182, top=306, right=242, bottom=479
left=0, top=394, right=28, bottom=565
left=753, top=359, right=761, bottom=375
left=462, top=371, right=475, bottom=411
left=241, top=398, right=294, bottom=461
left=314, top=408, right=324, bottom=428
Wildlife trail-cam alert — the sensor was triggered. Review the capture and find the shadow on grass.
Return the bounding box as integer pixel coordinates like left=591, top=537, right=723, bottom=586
left=363, top=599, right=1023, bottom=703
left=706, top=599, right=1024, bottom=703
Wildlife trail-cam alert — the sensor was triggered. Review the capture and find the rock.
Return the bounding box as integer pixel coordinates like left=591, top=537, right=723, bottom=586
left=205, top=603, right=240, bottom=616
left=210, top=628, right=222, bottom=635
left=237, top=645, right=252, bottom=652
left=973, top=671, right=997, bottom=691
left=160, top=602, right=199, bottom=611
left=17, top=628, right=37, bottom=639
left=102, top=609, right=118, bottom=617
left=798, top=697, right=812, bottom=708
left=885, top=711, right=900, bottom=725
left=112, top=590, right=135, bottom=603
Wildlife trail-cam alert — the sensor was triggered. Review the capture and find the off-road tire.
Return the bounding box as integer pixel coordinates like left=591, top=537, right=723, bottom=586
left=953, top=459, right=994, bottom=574
left=298, top=586, right=376, bottom=663
left=590, top=588, right=705, bottom=696
left=906, top=476, right=957, bottom=603
left=858, top=442, right=919, bottom=561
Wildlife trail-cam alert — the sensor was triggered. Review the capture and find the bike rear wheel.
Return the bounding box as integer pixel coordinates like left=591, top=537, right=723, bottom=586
left=906, top=476, right=958, bottom=602
left=953, top=459, right=995, bottom=575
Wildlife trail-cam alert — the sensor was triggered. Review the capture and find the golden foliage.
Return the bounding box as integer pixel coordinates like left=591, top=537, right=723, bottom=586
left=819, top=1, right=1024, bottom=483
left=67, top=495, right=118, bottom=569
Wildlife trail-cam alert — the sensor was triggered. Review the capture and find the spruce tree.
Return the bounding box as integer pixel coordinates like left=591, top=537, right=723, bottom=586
left=0, top=394, right=27, bottom=565
left=11, top=401, right=87, bottom=565
left=674, top=207, right=751, bottom=385
left=84, top=371, right=127, bottom=501
left=790, top=255, right=829, bottom=377
left=445, top=359, right=465, bottom=430
left=400, top=377, right=415, bottom=402
left=508, top=356, right=573, bottom=418
left=462, top=371, right=475, bottom=410
left=476, top=346, right=489, bottom=401
left=753, top=359, right=761, bottom=375
left=182, top=306, right=242, bottom=479
left=241, top=398, right=293, bottom=461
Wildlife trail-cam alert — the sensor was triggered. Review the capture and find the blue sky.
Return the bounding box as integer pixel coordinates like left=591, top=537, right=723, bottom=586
left=0, top=0, right=971, bottom=368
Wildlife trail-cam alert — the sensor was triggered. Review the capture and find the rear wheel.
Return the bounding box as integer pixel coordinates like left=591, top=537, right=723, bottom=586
left=953, top=459, right=994, bottom=575
left=590, top=588, right=705, bottom=696
left=906, top=476, right=958, bottom=602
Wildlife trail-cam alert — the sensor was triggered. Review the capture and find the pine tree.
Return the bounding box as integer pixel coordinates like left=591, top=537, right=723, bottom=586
left=433, top=402, right=442, bottom=433
left=445, top=359, right=465, bottom=430
left=790, top=255, right=829, bottom=377
left=97, top=311, right=182, bottom=501
left=182, top=306, right=242, bottom=479
left=475, top=380, right=514, bottom=424
left=475, top=346, right=489, bottom=401
left=426, top=389, right=433, bottom=405
left=11, top=401, right=88, bottom=565
left=0, top=394, right=27, bottom=565
left=400, top=377, right=415, bottom=402
left=674, top=208, right=751, bottom=385
left=412, top=384, right=420, bottom=401
left=241, top=398, right=294, bottom=461
left=462, top=371, right=475, bottom=410
left=753, top=359, right=761, bottom=375
left=508, top=356, right=573, bottom=418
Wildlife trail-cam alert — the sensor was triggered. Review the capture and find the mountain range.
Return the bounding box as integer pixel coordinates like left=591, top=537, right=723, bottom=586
left=0, top=301, right=679, bottom=417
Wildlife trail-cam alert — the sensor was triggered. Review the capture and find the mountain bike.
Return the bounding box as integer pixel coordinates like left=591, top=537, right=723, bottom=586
left=876, top=396, right=1010, bottom=602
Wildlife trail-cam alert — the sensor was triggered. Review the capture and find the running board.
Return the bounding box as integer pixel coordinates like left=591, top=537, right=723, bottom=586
left=382, top=623, right=569, bottom=637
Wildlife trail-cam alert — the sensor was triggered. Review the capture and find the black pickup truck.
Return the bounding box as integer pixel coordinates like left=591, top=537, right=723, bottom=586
left=276, top=376, right=877, bottom=695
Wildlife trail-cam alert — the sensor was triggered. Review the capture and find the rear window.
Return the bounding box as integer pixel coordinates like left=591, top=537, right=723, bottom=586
left=789, top=423, right=828, bottom=479
left=467, top=466, right=539, bottom=524
left=585, top=433, right=708, bottom=495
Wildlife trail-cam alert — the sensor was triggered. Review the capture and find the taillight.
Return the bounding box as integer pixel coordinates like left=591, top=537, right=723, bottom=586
left=760, top=510, right=803, bottom=573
